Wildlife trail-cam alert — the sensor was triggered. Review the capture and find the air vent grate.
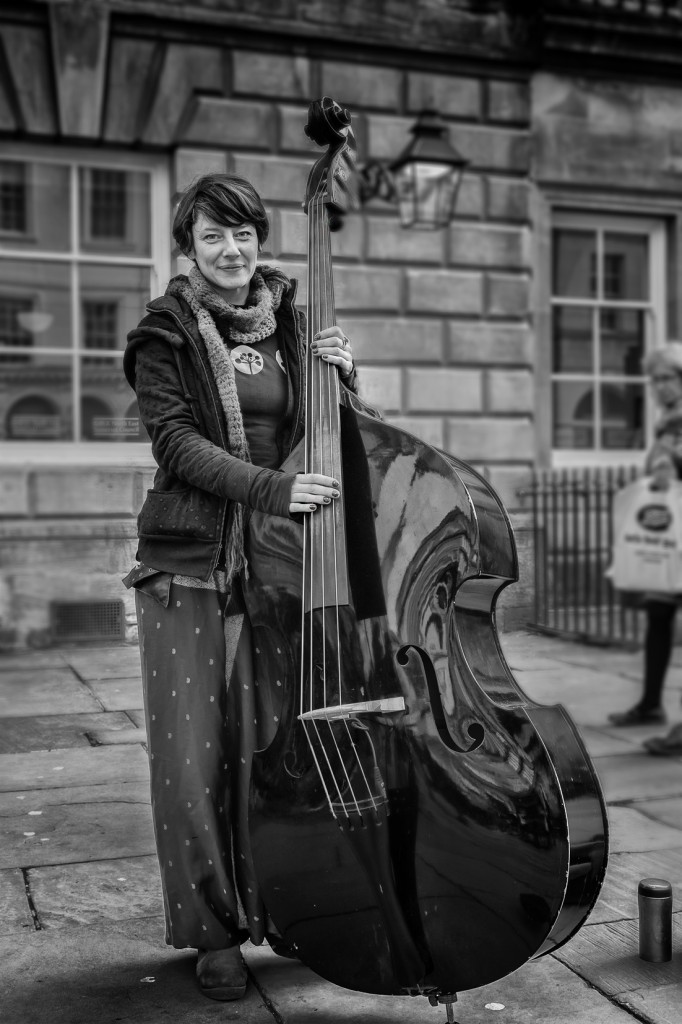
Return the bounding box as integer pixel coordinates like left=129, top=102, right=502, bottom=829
left=50, top=600, right=125, bottom=643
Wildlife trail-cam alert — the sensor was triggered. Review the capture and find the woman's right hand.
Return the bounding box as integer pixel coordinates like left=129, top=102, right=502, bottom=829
left=289, top=473, right=340, bottom=514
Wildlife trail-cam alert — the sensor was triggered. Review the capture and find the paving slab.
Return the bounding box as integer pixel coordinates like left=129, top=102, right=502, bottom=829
left=621, top=983, right=682, bottom=1024
left=0, top=711, right=133, bottom=754
left=608, top=805, right=682, bottom=855
left=641, top=796, right=682, bottom=831
left=127, top=708, right=146, bottom=728
left=0, top=784, right=155, bottom=868
left=0, top=652, right=70, bottom=671
left=0, top=667, right=101, bottom=717
left=86, top=677, right=144, bottom=711
left=86, top=725, right=146, bottom=745
left=554, top=916, right=682, bottom=996
left=0, top=866, right=34, bottom=933
left=590, top=848, right=682, bottom=923
left=592, top=752, right=682, bottom=802
left=244, top=941, right=637, bottom=1024
left=29, top=855, right=163, bottom=928
left=62, top=646, right=142, bottom=680
left=0, top=743, right=150, bottom=793
left=578, top=725, right=644, bottom=757
left=0, top=917, right=272, bottom=1024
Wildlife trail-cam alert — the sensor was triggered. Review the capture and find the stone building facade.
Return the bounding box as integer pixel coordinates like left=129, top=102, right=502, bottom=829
left=1, top=0, right=681, bottom=645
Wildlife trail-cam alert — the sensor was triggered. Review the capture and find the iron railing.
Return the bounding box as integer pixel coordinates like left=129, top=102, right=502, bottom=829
left=523, top=465, right=644, bottom=646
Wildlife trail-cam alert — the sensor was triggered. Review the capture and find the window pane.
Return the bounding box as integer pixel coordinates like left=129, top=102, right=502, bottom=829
left=552, top=306, right=593, bottom=373
left=553, top=381, right=595, bottom=449
left=0, top=259, right=71, bottom=355
left=600, top=383, right=645, bottom=449
left=80, top=264, right=151, bottom=353
left=0, top=353, right=72, bottom=440
left=553, top=229, right=596, bottom=298
left=599, top=307, right=645, bottom=375
left=0, top=161, right=70, bottom=252
left=80, top=356, right=149, bottom=442
left=603, top=232, right=649, bottom=302
left=79, top=168, right=151, bottom=256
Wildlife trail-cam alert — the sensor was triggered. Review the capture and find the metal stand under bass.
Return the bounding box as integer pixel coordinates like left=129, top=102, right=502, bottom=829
left=245, top=97, right=609, bottom=1016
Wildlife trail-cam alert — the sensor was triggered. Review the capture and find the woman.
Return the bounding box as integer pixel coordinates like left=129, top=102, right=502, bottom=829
left=122, top=173, right=357, bottom=999
left=608, top=342, right=682, bottom=733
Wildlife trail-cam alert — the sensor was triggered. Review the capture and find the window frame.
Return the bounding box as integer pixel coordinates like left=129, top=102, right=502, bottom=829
left=0, top=143, right=170, bottom=457
left=535, top=198, right=669, bottom=469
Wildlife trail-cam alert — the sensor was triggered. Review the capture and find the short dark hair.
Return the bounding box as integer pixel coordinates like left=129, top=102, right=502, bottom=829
left=172, top=173, right=269, bottom=255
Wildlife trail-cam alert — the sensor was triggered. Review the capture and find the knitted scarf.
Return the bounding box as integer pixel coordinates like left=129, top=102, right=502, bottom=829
left=166, top=264, right=288, bottom=582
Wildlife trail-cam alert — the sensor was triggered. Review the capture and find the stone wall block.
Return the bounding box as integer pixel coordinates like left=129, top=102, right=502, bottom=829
left=449, top=225, right=527, bottom=268
left=271, top=208, right=308, bottom=259
left=487, top=177, right=530, bottom=222
left=335, top=267, right=401, bottom=312
left=366, top=115, right=414, bottom=161
left=279, top=104, right=322, bottom=153
left=233, top=52, right=310, bottom=99
left=487, top=274, right=530, bottom=317
left=447, top=322, right=532, bottom=365
left=31, top=470, right=137, bottom=517
left=487, top=369, right=534, bottom=413
left=407, top=369, right=483, bottom=414
left=487, top=79, right=530, bottom=124
left=385, top=416, right=445, bottom=449
left=407, top=269, right=483, bottom=315
left=485, top=465, right=533, bottom=511
left=321, top=61, right=401, bottom=111
left=408, top=72, right=481, bottom=119
left=337, top=319, right=443, bottom=363
left=450, top=125, right=530, bottom=172
left=0, top=473, right=29, bottom=517
left=177, top=97, right=274, bottom=149
left=455, top=175, right=484, bottom=219
left=133, top=470, right=157, bottom=514
left=367, top=217, right=444, bottom=264
left=174, top=148, right=229, bottom=194
left=357, top=367, right=402, bottom=414
left=232, top=155, right=310, bottom=201
left=446, top=417, right=535, bottom=461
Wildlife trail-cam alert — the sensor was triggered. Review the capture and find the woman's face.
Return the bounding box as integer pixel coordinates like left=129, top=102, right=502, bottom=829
left=650, top=365, right=682, bottom=410
left=189, top=213, right=259, bottom=304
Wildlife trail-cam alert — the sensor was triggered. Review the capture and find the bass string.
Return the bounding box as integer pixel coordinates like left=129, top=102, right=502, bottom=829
left=304, top=193, right=379, bottom=818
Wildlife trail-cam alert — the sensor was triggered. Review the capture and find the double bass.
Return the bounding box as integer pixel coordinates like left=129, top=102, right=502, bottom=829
left=244, top=98, right=608, bottom=1019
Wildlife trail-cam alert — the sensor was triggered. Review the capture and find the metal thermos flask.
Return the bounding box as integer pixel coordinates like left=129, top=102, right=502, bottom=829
left=638, top=878, right=673, bottom=962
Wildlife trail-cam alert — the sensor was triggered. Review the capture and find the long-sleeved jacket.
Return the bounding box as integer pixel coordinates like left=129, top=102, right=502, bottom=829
left=123, top=276, right=358, bottom=581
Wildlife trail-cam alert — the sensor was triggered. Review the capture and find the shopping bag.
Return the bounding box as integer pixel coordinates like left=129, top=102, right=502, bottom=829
left=610, top=477, right=682, bottom=594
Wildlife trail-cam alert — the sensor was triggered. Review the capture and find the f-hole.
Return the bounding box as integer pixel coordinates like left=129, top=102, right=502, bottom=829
left=396, top=644, right=484, bottom=754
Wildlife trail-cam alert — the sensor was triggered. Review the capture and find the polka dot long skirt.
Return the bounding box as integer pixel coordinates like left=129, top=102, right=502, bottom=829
left=136, top=578, right=267, bottom=951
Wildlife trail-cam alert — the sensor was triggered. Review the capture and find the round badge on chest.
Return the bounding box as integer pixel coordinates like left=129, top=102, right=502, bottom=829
left=231, top=344, right=264, bottom=375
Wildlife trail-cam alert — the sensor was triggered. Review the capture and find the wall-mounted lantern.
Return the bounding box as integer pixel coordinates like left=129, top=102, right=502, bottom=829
left=358, top=110, right=468, bottom=230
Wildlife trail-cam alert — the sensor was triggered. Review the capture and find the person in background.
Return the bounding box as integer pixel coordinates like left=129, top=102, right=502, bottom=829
left=122, top=174, right=357, bottom=999
left=608, top=343, right=682, bottom=737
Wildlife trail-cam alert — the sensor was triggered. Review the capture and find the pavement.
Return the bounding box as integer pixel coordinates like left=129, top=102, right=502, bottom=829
left=1, top=631, right=682, bottom=1024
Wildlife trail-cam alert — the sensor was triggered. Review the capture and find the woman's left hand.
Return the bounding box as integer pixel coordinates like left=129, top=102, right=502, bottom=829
left=311, top=326, right=353, bottom=378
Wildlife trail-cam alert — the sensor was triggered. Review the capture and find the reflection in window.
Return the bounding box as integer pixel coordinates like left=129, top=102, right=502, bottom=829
left=0, top=161, right=27, bottom=234
left=0, top=295, right=33, bottom=362
left=6, top=394, right=62, bottom=440
left=0, top=155, right=161, bottom=442
left=90, top=169, right=126, bottom=239
left=551, top=220, right=655, bottom=453
left=83, top=300, right=117, bottom=363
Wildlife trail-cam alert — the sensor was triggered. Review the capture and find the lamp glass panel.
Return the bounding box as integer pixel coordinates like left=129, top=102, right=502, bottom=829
left=394, top=163, right=457, bottom=229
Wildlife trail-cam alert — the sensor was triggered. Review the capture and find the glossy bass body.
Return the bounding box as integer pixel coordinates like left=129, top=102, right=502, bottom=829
left=244, top=393, right=608, bottom=995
